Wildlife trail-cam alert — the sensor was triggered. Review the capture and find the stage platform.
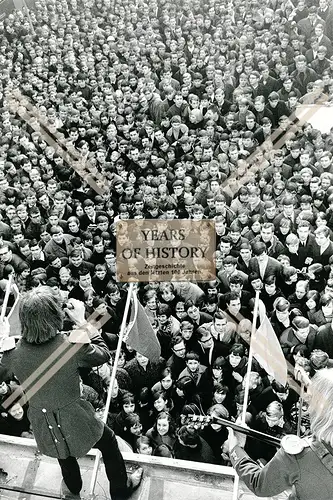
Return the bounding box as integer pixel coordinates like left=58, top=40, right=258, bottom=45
left=0, top=435, right=289, bottom=500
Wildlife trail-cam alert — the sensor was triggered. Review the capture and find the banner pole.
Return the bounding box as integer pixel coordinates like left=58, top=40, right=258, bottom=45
left=297, top=382, right=305, bottom=437
left=232, top=290, right=260, bottom=500
left=0, top=274, right=13, bottom=322
left=89, top=282, right=135, bottom=498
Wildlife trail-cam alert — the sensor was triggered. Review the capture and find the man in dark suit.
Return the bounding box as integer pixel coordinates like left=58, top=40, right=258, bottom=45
left=313, top=226, right=333, bottom=266
left=195, top=326, right=230, bottom=367
left=314, top=23, right=332, bottom=56
left=249, top=242, right=282, bottom=281
left=297, top=6, right=326, bottom=40
left=305, top=37, right=321, bottom=63
left=43, top=226, right=74, bottom=262
left=274, top=196, right=300, bottom=233
left=218, top=255, right=249, bottom=293
left=258, top=65, right=279, bottom=100
left=297, top=220, right=316, bottom=267
left=79, top=199, right=107, bottom=232
left=253, top=96, right=275, bottom=125
left=290, top=55, right=318, bottom=95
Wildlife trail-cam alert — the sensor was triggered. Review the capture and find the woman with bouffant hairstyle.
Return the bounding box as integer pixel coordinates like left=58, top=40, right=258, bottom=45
left=0, top=286, right=142, bottom=500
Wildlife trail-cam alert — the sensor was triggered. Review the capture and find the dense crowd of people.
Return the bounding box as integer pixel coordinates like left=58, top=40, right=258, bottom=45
left=1, top=0, right=333, bottom=467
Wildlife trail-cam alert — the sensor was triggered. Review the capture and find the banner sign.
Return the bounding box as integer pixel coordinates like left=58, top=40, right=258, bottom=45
left=116, top=219, right=216, bottom=282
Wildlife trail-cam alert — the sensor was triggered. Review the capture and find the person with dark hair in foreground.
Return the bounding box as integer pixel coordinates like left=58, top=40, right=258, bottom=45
left=0, top=286, right=142, bottom=500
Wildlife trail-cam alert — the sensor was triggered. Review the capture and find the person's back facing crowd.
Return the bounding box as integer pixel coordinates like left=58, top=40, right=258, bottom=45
left=0, top=0, right=333, bottom=465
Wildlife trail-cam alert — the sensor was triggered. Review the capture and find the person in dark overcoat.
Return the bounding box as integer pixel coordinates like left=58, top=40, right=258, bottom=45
left=227, top=368, right=333, bottom=500
left=0, top=287, right=142, bottom=500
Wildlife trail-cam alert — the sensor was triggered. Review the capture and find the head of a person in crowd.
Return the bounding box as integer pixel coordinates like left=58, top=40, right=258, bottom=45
left=206, top=403, right=229, bottom=432
left=292, top=315, right=310, bottom=343
left=238, top=241, right=251, bottom=264
left=222, top=255, right=237, bottom=276
left=284, top=233, right=299, bottom=255
left=0, top=242, right=12, bottom=264
left=185, top=351, right=200, bottom=374
left=244, top=371, right=262, bottom=393
left=78, top=268, right=92, bottom=290
left=315, top=226, right=330, bottom=248
left=270, top=381, right=289, bottom=402
left=315, top=211, right=329, bottom=231
left=263, top=275, right=276, bottom=296
left=105, top=282, right=120, bottom=305
left=244, top=112, right=256, bottom=131
left=228, top=275, right=243, bottom=297
left=6, top=399, right=25, bottom=422
left=305, top=290, right=320, bottom=313
left=319, top=294, right=333, bottom=318
left=312, top=188, right=325, bottom=208
left=120, top=391, right=136, bottom=415
left=136, top=435, right=153, bottom=456
left=154, top=412, right=176, bottom=440
left=327, top=262, right=333, bottom=288
left=227, top=221, right=241, bottom=245
left=211, top=352, right=228, bottom=380
left=229, top=343, right=245, bottom=369
left=300, top=165, right=313, bottom=187
left=265, top=401, right=284, bottom=428
left=135, top=351, right=150, bottom=369
left=296, top=280, right=310, bottom=300
left=310, top=350, right=329, bottom=372
left=236, top=318, right=251, bottom=346
left=248, top=272, right=263, bottom=292
left=152, top=389, right=172, bottom=415
left=19, top=286, right=63, bottom=344
left=50, top=225, right=65, bottom=245
left=251, top=241, right=267, bottom=263
left=278, top=218, right=291, bottom=237
left=156, top=303, right=171, bottom=326
left=299, top=195, right=312, bottom=212
left=260, top=222, right=275, bottom=244
left=224, top=291, right=241, bottom=317
left=169, top=334, right=186, bottom=360
left=273, top=297, right=290, bottom=323
left=268, top=91, right=279, bottom=108
left=177, top=425, right=200, bottom=448
left=193, top=325, right=212, bottom=351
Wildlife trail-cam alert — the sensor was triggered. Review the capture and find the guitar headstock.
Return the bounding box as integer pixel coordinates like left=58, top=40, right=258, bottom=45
left=180, top=414, right=212, bottom=429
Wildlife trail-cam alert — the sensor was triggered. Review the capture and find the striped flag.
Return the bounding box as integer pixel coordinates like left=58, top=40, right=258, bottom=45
left=125, top=290, right=161, bottom=363
left=251, top=300, right=288, bottom=386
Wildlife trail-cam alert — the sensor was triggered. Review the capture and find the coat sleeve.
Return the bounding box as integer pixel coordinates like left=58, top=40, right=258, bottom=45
left=76, top=335, right=111, bottom=368
left=0, top=348, right=16, bottom=382
left=230, top=445, right=300, bottom=497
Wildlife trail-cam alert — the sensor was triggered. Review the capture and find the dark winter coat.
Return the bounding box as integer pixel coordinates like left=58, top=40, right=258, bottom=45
left=1, top=333, right=110, bottom=459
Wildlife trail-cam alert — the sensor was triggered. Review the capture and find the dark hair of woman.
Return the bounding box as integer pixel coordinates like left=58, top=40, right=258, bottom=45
left=19, top=286, right=64, bottom=344
left=152, top=411, right=177, bottom=436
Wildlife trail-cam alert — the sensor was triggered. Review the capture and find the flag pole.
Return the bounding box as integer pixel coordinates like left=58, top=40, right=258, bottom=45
left=0, top=274, right=13, bottom=322
left=232, top=290, right=260, bottom=500
left=297, top=382, right=304, bottom=437
left=89, top=281, right=135, bottom=498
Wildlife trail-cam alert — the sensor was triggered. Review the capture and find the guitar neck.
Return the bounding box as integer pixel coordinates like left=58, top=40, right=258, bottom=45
left=211, top=415, right=281, bottom=447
